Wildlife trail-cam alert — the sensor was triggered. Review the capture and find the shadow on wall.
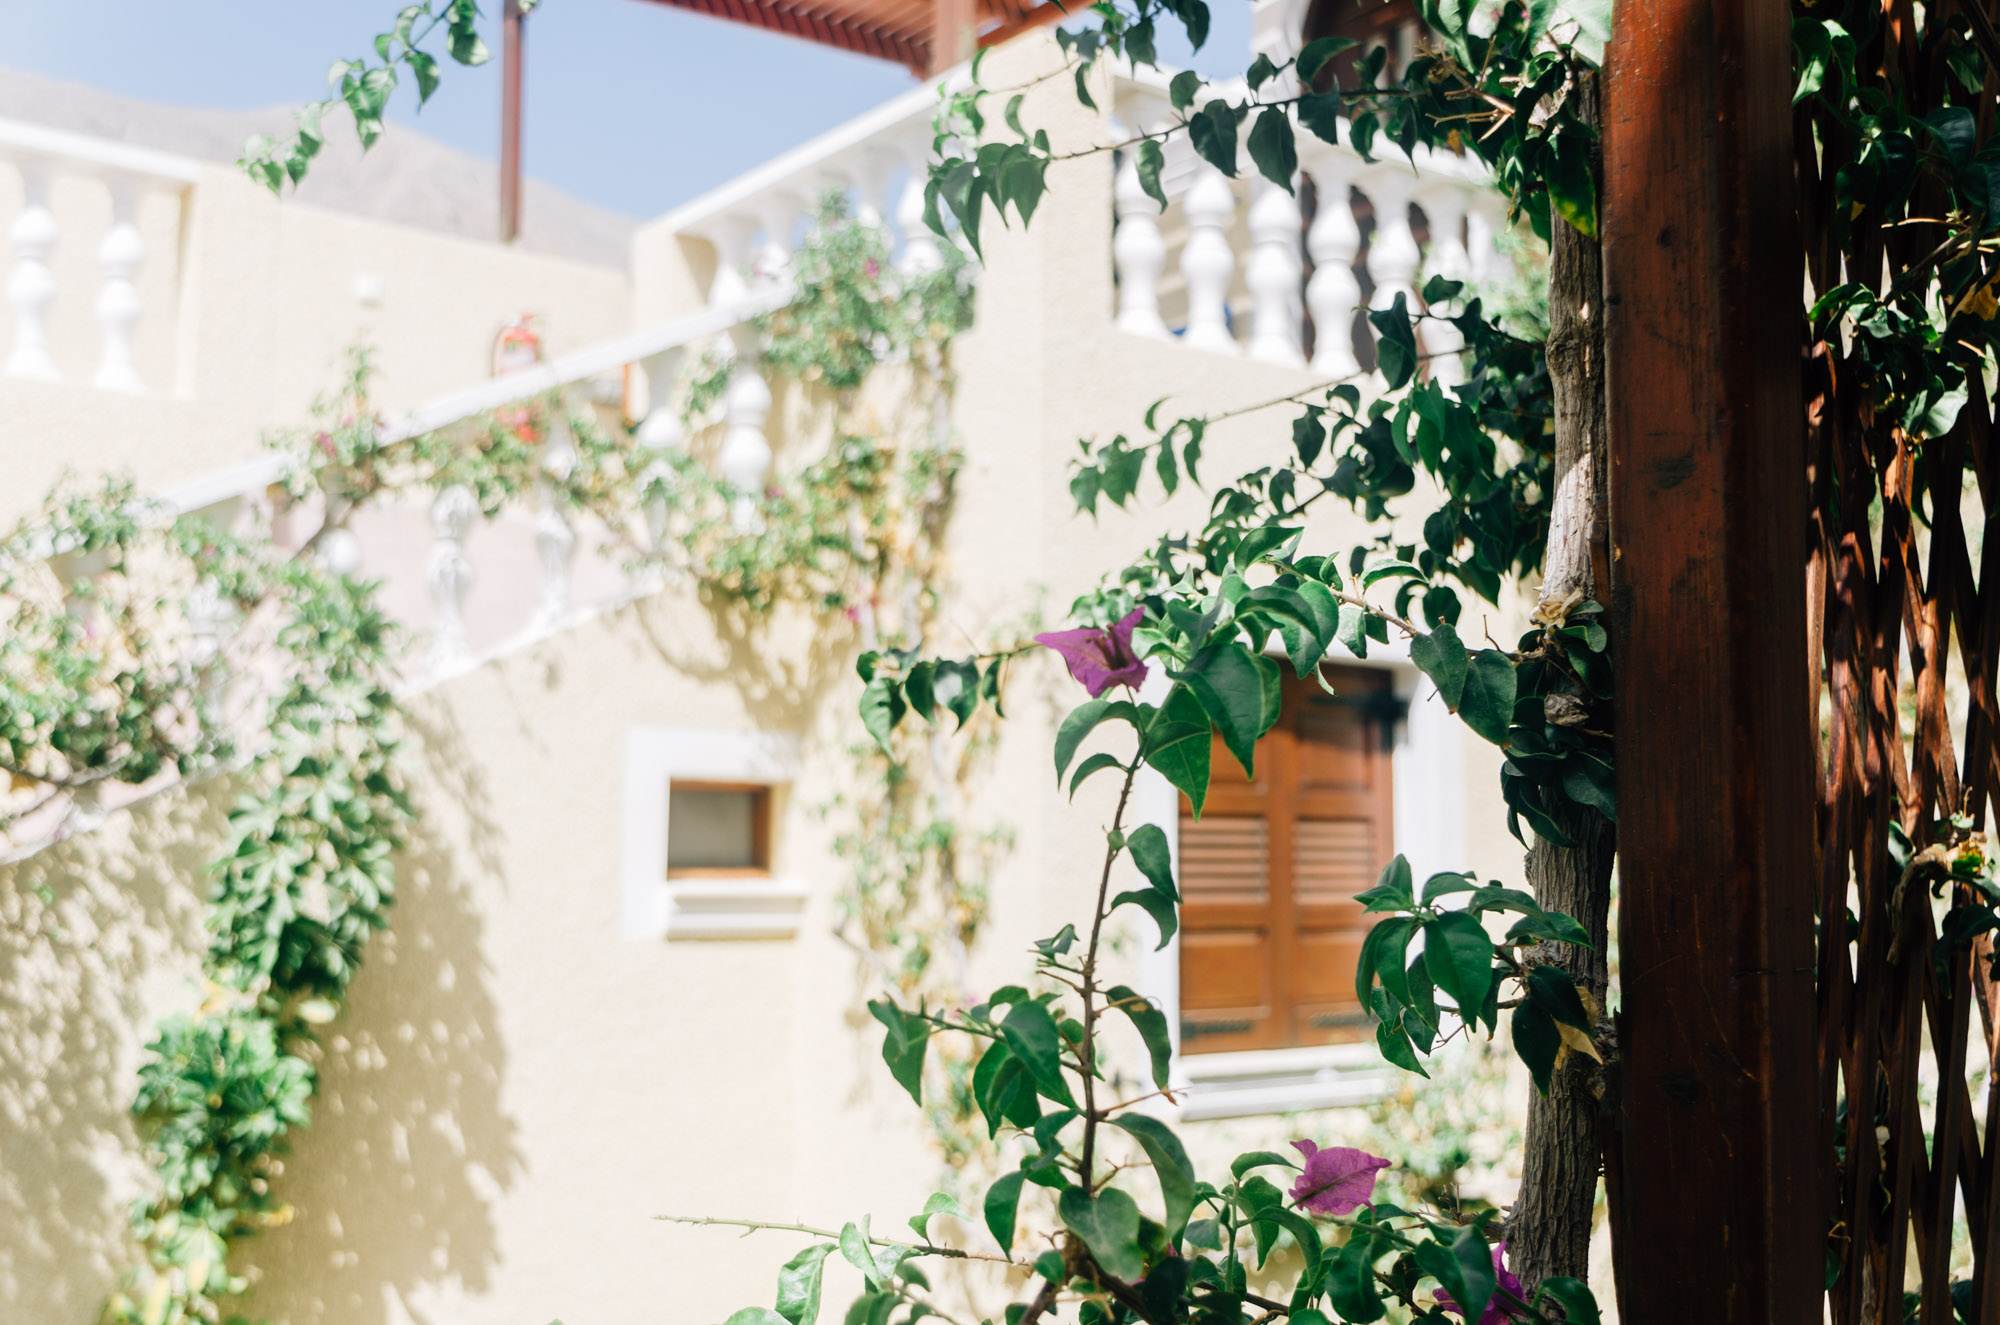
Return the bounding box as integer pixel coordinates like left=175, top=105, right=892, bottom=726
left=247, top=711, right=521, bottom=1325
left=0, top=789, right=219, bottom=1323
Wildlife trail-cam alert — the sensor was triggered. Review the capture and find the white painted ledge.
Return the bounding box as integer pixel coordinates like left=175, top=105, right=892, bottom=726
left=1177, top=1042, right=1394, bottom=1121
left=663, top=877, right=810, bottom=940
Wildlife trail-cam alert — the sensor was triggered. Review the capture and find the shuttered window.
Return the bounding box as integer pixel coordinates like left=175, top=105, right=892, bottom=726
left=1178, top=665, right=1397, bottom=1055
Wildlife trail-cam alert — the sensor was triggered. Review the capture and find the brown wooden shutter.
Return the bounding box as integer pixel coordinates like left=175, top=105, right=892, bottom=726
left=1177, top=665, right=1396, bottom=1054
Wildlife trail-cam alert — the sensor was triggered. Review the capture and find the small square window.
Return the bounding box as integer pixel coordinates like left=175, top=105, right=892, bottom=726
left=666, top=782, right=771, bottom=876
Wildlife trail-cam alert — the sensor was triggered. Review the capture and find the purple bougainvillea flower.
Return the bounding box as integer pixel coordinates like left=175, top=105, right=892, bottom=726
left=1287, top=1140, right=1391, bottom=1216
left=1436, top=1241, right=1528, bottom=1325
left=1034, top=607, right=1148, bottom=697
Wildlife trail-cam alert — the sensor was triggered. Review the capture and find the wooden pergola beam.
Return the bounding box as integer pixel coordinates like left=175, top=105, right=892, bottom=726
left=1601, top=0, right=1821, bottom=1314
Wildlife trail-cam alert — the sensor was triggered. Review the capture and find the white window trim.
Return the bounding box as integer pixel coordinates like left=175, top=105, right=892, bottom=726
left=1133, top=644, right=1467, bottom=1119
left=621, top=726, right=805, bottom=940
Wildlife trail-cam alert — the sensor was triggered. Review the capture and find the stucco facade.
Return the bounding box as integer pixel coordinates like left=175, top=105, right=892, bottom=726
left=0, top=27, right=1533, bottom=1325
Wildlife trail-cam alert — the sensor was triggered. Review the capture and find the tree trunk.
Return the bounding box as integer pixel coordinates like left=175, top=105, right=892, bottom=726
left=1509, top=71, right=1617, bottom=1295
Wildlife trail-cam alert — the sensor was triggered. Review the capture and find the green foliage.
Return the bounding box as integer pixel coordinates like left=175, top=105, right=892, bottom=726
left=239, top=1, right=494, bottom=193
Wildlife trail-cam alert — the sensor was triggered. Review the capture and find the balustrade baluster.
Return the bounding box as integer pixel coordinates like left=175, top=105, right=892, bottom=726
left=704, top=215, right=755, bottom=306
left=1181, top=161, right=1239, bottom=353
left=1112, top=142, right=1170, bottom=339
left=7, top=159, right=58, bottom=381
left=894, top=144, right=943, bottom=275
left=94, top=177, right=144, bottom=392
left=1305, top=157, right=1362, bottom=376
left=531, top=397, right=579, bottom=631
left=752, top=194, right=801, bottom=287
left=848, top=149, right=898, bottom=230
left=1466, top=195, right=1506, bottom=283
left=1246, top=175, right=1305, bottom=366
left=427, top=484, right=478, bottom=670
left=719, top=333, right=773, bottom=534
left=636, top=349, right=685, bottom=450
left=1359, top=168, right=1420, bottom=382
left=1415, top=182, right=1471, bottom=387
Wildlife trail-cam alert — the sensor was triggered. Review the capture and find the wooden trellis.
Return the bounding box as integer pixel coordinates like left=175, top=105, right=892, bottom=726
left=1806, top=243, right=2000, bottom=1323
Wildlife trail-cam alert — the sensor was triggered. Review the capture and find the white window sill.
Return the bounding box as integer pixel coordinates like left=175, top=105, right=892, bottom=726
left=1176, top=1042, right=1395, bottom=1121
left=662, top=877, right=809, bottom=940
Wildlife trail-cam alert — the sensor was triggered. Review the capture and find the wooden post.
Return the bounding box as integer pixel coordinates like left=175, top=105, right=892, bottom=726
left=501, top=0, right=524, bottom=244
left=1601, top=0, right=1819, bottom=1315
left=927, top=0, right=974, bottom=77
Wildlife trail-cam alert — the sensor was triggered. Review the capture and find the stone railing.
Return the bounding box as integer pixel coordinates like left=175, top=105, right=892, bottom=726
left=151, top=285, right=792, bottom=683
left=1109, top=71, right=1507, bottom=382
left=0, top=118, right=202, bottom=393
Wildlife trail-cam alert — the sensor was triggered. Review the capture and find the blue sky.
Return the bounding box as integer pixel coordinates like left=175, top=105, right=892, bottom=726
left=0, top=0, right=1251, bottom=219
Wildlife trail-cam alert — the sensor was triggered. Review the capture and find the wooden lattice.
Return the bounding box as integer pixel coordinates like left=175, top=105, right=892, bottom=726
left=1805, top=151, right=2000, bottom=1325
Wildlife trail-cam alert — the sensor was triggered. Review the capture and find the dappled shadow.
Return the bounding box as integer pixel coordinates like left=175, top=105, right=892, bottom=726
left=242, top=761, right=520, bottom=1325
left=0, top=786, right=222, bottom=1321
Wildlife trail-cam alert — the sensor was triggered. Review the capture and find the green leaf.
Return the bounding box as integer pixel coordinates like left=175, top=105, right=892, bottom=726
left=1513, top=999, right=1559, bottom=1095
left=1457, top=650, right=1517, bottom=746
left=1410, top=624, right=1469, bottom=708
left=1296, top=35, right=1358, bottom=84
left=1001, top=1000, right=1076, bottom=1107
left=1069, top=751, right=1126, bottom=799
left=1113, top=887, right=1177, bottom=949
left=407, top=49, right=440, bottom=103
left=1354, top=854, right=1415, bottom=912
left=935, top=659, right=979, bottom=729
left=985, top=1171, right=1025, bottom=1254
left=727, top=1311, right=794, bottom=1325
left=1297, top=90, right=1343, bottom=145
left=860, top=676, right=905, bottom=752
left=1110, top=1113, right=1196, bottom=1239
left=1127, top=824, right=1177, bottom=900
left=1169, top=69, right=1203, bottom=111
left=1422, top=910, right=1495, bottom=1016
left=839, top=1221, right=880, bottom=1287
left=1534, top=1277, right=1602, bottom=1325
left=1059, top=1185, right=1146, bottom=1282
left=775, top=1244, right=837, bottom=1325
left=1525, top=964, right=1592, bottom=1032
left=1375, top=1011, right=1429, bottom=1075
left=904, top=661, right=937, bottom=722
left=1245, top=1202, right=1322, bottom=1273
left=1106, top=984, right=1173, bottom=1087
left=1229, top=1149, right=1300, bottom=1177
left=868, top=999, right=929, bottom=1105
left=1367, top=293, right=1418, bottom=388
left=1546, top=128, right=1598, bottom=238
left=1187, top=100, right=1239, bottom=175
left=1143, top=685, right=1213, bottom=816
left=1416, top=1228, right=1497, bottom=1325
left=1247, top=107, right=1298, bottom=189
left=1355, top=915, right=1417, bottom=1006
left=1055, top=699, right=1112, bottom=781
left=1362, top=560, right=1422, bottom=588
left=1179, top=642, right=1269, bottom=778
left=1327, top=1232, right=1386, bottom=1322
left=1136, top=139, right=1168, bottom=209
left=908, top=1193, right=964, bottom=1241
left=1336, top=601, right=1369, bottom=659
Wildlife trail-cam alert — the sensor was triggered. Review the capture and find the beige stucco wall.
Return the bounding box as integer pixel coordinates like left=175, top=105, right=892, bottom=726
left=0, top=29, right=1536, bottom=1325
left=0, top=161, right=628, bottom=523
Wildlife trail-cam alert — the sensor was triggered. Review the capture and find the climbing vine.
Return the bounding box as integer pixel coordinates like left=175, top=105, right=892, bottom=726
left=0, top=198, right=988, bottom=1324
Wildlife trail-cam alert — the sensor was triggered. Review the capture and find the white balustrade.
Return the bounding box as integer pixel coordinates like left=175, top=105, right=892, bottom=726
left=1360, top=167, right=1421, bottom=323
left=895, top=151, right=945, bottom=276
left=531, top=401, right=580, bottom=632
left=1305, top=151, right=1364, bottom=377
left=1246, top=175, right=1305, bottom=366
left=1415, top=181, right=1472, bottom=387
left=94, top=179, right=144, bottom=392
left=0, top=120, right=199, bottom=391
left=752, top=194, right=803, bottom=287
left=6, top=159, right=58, bottom=381
left=1181, top=160, right=1239, bottom=354
left=1113, top=142, right=1170, bottom=339
left=427, top=484, right=478, bottom=670
left=719, top=335, right=774, bottom=533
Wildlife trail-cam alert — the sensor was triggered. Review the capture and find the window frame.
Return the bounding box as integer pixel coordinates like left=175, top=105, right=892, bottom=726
left=665, top=779, right=774, bottom=879
left=620, top=726, right=805, bottom=941
left=1128, top=647, right=1470, bottom=1119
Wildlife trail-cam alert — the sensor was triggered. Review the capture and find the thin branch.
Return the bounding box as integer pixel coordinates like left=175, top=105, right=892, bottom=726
left=655, top=1214, right=1019, bottom=1266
